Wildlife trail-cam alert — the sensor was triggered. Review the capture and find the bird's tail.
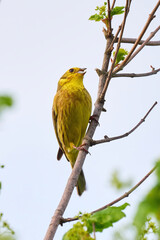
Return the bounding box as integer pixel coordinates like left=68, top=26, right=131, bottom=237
left=76, top=169, right=86, bottom=196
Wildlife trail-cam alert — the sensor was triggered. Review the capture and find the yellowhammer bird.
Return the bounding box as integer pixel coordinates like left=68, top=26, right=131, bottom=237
left=52, top=67, right=92, bottom=196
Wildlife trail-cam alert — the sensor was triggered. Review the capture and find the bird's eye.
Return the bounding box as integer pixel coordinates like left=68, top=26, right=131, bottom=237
left=69, top=68, right=74, bottom=73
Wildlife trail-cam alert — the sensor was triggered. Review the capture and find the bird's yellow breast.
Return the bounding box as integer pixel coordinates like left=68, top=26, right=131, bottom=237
left=53, top=80, right=92, bottom=166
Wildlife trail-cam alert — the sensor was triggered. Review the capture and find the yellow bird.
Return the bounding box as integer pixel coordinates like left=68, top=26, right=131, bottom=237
left=52, top=67, right=92, bottom=196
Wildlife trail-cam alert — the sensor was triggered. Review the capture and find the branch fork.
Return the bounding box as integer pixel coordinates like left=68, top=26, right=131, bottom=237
left=44, top=1, right=160, bottom=239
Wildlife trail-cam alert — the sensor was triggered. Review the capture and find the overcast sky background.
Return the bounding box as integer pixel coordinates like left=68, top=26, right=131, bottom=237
left=0, top=0, right=160, bottom=239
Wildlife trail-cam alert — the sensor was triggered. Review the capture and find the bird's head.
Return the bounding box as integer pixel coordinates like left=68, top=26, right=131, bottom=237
left=57, top=67, right=87, bottom=90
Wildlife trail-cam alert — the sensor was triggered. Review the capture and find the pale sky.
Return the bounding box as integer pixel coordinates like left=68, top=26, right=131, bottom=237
left=0, top=0, right=160, bottom=239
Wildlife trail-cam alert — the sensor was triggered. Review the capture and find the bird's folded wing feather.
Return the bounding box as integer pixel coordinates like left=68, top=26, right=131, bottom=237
left=52, top=107, right=64, bottom=160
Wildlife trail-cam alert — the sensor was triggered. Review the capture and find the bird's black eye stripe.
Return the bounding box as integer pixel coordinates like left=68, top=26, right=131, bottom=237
left=69, top=68, right=74, bottom=73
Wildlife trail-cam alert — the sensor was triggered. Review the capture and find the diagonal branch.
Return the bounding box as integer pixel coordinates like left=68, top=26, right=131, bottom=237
left=90, top=101, right=157, bottom=146
left=113, top=0, right=160, bottom=74
left=112, top=68, right=160, bottom=78
left=126, top=26, right=160, bottom=65
left=44, top=1, right=160, bottom=239
left=60, top=165, right=156, bottom=224
left=119, top=38, right=160, bottom=46
left=91, top=166, right=156, bottom=214
left=111, top=0, right=116, bottom=11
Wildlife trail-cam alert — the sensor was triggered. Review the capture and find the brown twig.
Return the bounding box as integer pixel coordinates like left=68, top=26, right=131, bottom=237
left=44, top=2, right=116, bottom=239
left=126, top=26, right=160, bottom=65
left=111, top=0, right=116, bottom=10
left=60, top=165, right=156, bottom=224
left=107, top=0, right=112, bottom=34
left=92, top=223, right=96, bottom=240
left=118, top=38, right=160, bottom=46
left=91, top=166, right=156, bottom=214
left=113, top=0, right=160, bottom=74
left=44, top=1, right=160, bottom=239
left=112, top=68, right=160, bottom=78
left=90, top=101, right=157, bottom=146
left=100, top=0, right=130, bottom=101
left=107, top=25, right=122, bottom=53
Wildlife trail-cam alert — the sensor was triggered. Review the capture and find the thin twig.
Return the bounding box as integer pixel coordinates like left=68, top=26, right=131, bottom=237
left=90, top=101, right=157, bottom=146
left=61, top=165, right=156, bottom=224
left=44, top=3, right=116, bottom=240
left=126, top=26, right=160, bottom=65
left=118, top=38, right=160, bottom=46
left=92, top=223, right=96, bottom=240
left=44, top=1, right=160, bottom=239
left=107, top=25, right=122, bottom=53
left=107, top=0, right=112, bottom=34
left=91, top=166, right=156, bottom=214
left=111, top=0, right=116, bottom=10
left=100, top=0, right=130, bottom=100
left=112, top=68, right=160, bottom=78
left=113, top=0, right=160, bottom=74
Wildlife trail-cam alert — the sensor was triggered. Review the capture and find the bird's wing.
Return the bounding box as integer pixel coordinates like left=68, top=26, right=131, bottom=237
left=52, top=106, right=64, bottom=161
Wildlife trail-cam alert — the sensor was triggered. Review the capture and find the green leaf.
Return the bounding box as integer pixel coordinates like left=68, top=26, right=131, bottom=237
left=89, top=14, right=103, bottom=21
left=111, top=6, right=125, bottom=17
left=62, top=222, right=94, bottom=240
left=83, top=203, right=129, bottom=233
left=113, top=48, right=128, bottom=65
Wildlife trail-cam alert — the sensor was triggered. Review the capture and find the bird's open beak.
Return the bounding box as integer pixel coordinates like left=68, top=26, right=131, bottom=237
left=77, top=68, right=87, bottom=75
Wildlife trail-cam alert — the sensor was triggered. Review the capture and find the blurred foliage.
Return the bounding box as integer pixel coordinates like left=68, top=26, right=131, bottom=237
left=63, top=222, right=94, bottom=240
left=0, top=96, right=13, bottom=114
left=0, top=96, right=16, bottom=239
left=112, top=161, right=160, bottom=240
left=63, top=203, right=129, bottom=239
left=0, top=165, right=5, bottom=191
left=110, top=170, right=132, bottom=190
left=0, top=213, right=15, bottom=240
left=134, top=161, right=160, bottom=239
left=63, top=161, right=160, bottom=240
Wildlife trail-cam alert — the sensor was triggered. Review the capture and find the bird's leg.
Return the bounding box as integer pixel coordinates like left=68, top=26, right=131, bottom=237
left=73, top=144, right=91, bottom=155
left=89, top=114, right=100, bottom=126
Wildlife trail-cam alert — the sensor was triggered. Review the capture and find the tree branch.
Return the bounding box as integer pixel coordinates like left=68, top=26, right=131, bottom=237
left=60, top=165, right=156, bottom=224
left=125, top=26, right=160, bottom=65
left=100, top=0, right=131, bottom=100
left=112, top=68, right=160, bottom=78
left=118, top=37, right=160, bottom=46
left=91, top=166, right=156, bottom=214
left=90, top=101, right=157, bottom=146
left=44, top=2, right=117, bottom=239
left=44, top=1, right=160, bottom=239
left=113, top=0, right=160, bottom=74
left=111, top=0, right=116, bottom=11
left=107, top=0, right=112, bottom=34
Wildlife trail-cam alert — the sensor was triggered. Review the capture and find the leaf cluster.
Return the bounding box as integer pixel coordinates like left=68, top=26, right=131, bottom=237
left=63, top=203, right=129, bottom=239
left=89, top=2, right=124, bottom=23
